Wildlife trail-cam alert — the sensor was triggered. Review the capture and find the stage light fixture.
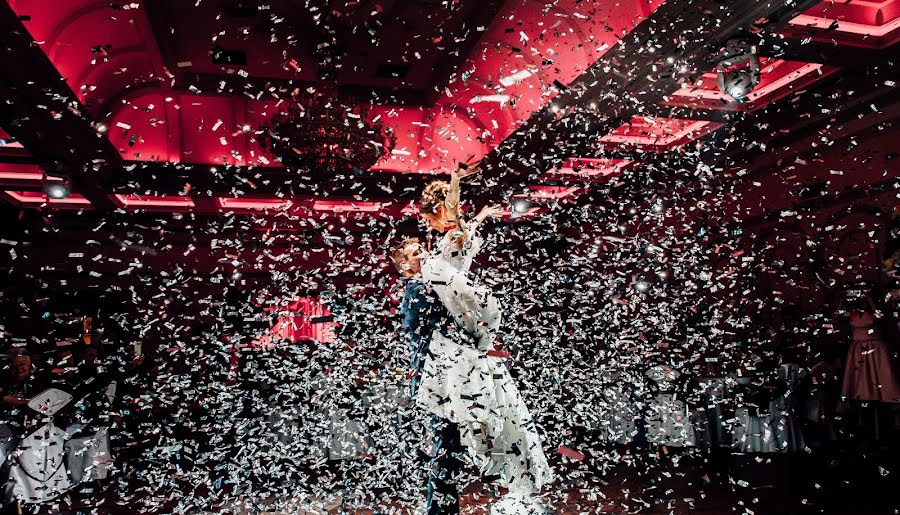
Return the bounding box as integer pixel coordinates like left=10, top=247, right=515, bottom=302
left=43, top=180, right=71, bottom=200
left=42, top=164, right=72, bottom=200
left=512, top=199, right=531, bottom=214
left=715, top=39, right=760, bottom=102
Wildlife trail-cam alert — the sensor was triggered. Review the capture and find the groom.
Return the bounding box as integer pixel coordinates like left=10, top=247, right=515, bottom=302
left=391, top=237, right=472, bottom=515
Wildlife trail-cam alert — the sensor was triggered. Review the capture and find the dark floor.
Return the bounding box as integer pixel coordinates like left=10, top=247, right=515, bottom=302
left=11, top=408, right=900, bottom=515
left=19, top=437, right=897, bottom=515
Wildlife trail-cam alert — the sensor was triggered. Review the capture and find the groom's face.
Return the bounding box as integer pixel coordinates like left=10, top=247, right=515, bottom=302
left=401, top=242, right=425, bottom=275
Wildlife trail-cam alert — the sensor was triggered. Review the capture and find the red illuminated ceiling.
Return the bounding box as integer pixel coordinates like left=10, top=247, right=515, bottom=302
left=665, top=59, right=837, bottom=112
left=0, top=163, right=44, bottom=186
left=597, top=117, right=724, bottom=152
left=544, top=158, right=634, bottom=183
left=521, top=185, right=582, bottom=202
left=1, top=188, right=413, bottom=217
left=786, top=0, right=900, bottom=48
left=217, top=197, right=293, bottom=214
left=2, top=0, right=885, bottom=216
left=6, top=0, right=666, bottom=172
left=114, top=195, right=196, bottom=212
left=2, top=191, right=92, bottom=209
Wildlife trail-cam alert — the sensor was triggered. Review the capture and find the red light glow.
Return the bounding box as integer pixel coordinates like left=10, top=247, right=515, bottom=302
left=3, top=191, right=92, bottom=208
left=598, top=117, right=723, bottom=150
left=549, top=158, right=633, bottom=182
left=787, top=0, right=900, bottom=47
left=113, top=195, right=196, bottom=211
left=217, top=198, right=293, bottom=213
left=311, top=200, right=383, bottom=213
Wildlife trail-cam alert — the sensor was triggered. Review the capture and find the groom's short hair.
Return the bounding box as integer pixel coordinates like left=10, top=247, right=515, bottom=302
left=389, top=237, right=420, bottom=274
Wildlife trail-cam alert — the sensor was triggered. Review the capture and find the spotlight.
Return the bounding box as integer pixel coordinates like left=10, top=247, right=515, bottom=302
left=512, top=199, right=531, bottom=215
left=728, top=85, right=746, bottom=98
left=715, top=39, right=759, bottom=102
left=43, top=181, right=70, bottom=200
left=652, top=203, right=663, bottom=213
left=721, top=68, right=756, bottom=100
left=636, top=281, right=649, bottom=292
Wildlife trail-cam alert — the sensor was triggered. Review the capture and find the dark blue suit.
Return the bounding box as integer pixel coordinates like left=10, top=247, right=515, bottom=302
left=399, top=278, right=467, bottom=515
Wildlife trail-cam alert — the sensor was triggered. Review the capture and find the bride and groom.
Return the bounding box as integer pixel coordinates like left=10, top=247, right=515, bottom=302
left=391, top=160, right=552, bottom=514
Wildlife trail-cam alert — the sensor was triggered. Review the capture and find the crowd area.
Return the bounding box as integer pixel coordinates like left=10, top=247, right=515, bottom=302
left=0, top=313, right=152, bottom=513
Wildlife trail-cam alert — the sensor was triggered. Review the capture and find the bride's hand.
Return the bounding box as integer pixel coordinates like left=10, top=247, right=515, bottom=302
left=475, top=205, right=501, bottom=223
left=454, top=156, right=483, bottom=180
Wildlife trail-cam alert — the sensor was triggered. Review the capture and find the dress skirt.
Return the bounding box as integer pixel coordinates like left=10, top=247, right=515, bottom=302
left=416, top=331, right=553, bottom=492
left=841, top=336, right=900, bottom=403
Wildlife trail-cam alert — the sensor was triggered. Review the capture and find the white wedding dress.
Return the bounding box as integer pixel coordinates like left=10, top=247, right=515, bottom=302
left=417, top=228, right=553, bottom=501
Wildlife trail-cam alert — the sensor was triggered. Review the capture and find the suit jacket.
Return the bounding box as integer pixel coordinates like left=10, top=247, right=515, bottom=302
left=399, top=278, right=473, bottom=396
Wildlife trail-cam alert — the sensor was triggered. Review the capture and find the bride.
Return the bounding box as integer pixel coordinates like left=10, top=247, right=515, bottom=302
left=414, top=159, right=553, bottom=509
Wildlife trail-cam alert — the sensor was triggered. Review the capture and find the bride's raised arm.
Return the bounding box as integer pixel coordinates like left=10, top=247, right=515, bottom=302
left=445, top=157, right=483, bottom=242
left=447, top=156, right=482, bottom=210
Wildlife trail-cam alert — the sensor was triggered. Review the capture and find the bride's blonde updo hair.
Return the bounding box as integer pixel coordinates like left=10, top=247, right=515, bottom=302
left=419, top=180, right=450, bottom=215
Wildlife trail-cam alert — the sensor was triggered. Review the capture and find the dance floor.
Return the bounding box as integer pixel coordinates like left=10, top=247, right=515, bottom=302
left=48, top=444, right=900, bottom=515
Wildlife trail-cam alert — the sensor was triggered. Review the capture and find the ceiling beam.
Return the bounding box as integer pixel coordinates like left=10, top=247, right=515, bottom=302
left=0, top=2, right=119, bottom=210
left=476, top=0, right=827, bottom=196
